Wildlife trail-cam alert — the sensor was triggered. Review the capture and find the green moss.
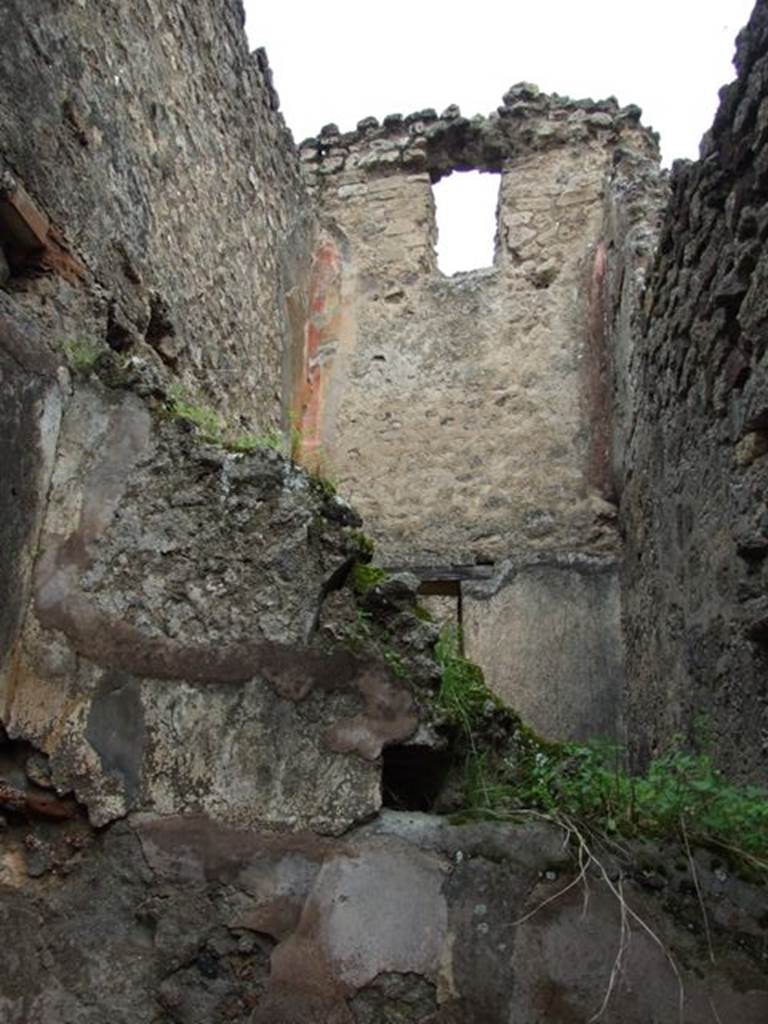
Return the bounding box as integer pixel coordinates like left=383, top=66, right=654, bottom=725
left=339, top=608, right=374, bottom=653
left=382, top=647, right=407, bottom=679
left=433, top=627, right=500, bottom=728
left=63, top=338, right=103, bottom=373
left=349, top=530, right=376, bottom=561
left=226, top=427, right=285, bottom=454
left=413, top=603, right=433, bottom=623
left=167, top=384, right=223, bottom=442
left=352, top=563, right=388, bottom=594
left=164, top=385, right=292, bottom=455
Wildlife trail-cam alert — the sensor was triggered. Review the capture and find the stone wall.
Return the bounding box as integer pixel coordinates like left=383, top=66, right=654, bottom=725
left=295, top=92, right=659, bottom=569
left=3, top=810, right=768, bottom=1023
left=2, top=374, right=422, bottom=833
left=2, top=2, right=768, bottom=1020
left=292, top=90, right=662, bottom=741
left=620, top=0, right=768, bottom=781
left=0, top=303, right=63, bottom=687
left=0, top=0, right=313, bottom=432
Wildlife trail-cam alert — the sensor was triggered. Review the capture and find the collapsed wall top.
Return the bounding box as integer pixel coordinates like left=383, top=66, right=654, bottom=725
left=299, top=84, right=656, bottom=186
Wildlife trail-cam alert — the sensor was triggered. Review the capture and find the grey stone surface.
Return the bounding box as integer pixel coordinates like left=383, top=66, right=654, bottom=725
left=463, top=555, right=624, bottom=741
left=84, top=671, right=146, bottom=804
left=3, top=383, right=418, bottom=832
left=0, top=306, right=62, bottom=683
left=0, top=810, right=765, bottom=1023
left=618, top=0, right=768, bottom=781
left=0, top=0, right=314, bottom=433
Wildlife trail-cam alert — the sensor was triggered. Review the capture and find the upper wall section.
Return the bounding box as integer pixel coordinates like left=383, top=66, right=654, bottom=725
left=295, top=89, right=661, bottom=567
left=0, top=0, right=312, bottom=430
left=299, top=86, right=650, bottom=192
left=620, top=0, right=768, bottom=781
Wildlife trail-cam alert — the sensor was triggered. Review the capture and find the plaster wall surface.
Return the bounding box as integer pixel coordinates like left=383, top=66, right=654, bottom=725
left=2, top=811, right=767, bottom=1023
left=293, top=95, right=663, bottom=742
left=463, top=556, right=624, bottom=742
left=1, top=374, right=422, bottom=834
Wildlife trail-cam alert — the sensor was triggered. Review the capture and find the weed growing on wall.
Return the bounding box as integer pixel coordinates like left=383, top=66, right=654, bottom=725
left=352, top=563, right=388, bottom=595
left=434, top=627, right=499, bottom=728
left=167, top=384, right=224, bottom=442
left=338, top=608, right=409, bottom=680
left=432, top=629, right=768, bottom=868
left=505, top=743, right=768, bottom=860
left=63, top=337, right=103, bottom=373
left=460, top=730, right=768, bottom=867
left=227, top=427, right=284, bottom=453
left=166, top=385, right=290, bottom=454
left=310, top=470, right=337, bottom=498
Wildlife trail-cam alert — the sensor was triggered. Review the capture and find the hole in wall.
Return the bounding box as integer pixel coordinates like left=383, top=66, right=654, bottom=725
left=432, top=170, right=500, bottom=276
left=418, top=579, right=460, bottom=598
left=417, top=579, right=461, bottom=634
left=381, top=744, right=452, bottom=811
left=0, top=225, right=39, bottom=280
left=0, top=185, right=48, bottom=280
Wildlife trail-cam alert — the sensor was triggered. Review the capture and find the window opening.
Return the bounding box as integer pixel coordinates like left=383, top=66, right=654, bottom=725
left=432, top=170, right=500, bottom=275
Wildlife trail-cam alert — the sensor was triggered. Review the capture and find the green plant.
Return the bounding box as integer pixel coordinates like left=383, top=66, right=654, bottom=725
left=311, top=468, right=337, bottom=498
left=634, top=750, right=768, bottom=858
left=335, top=604, right=410, bottom=680
left=167, top=384, right=223, bottom=441
left=463, top=735, right=768, bottom=868
left=349, top=530, right=376, bottom=561
left=289, top=410, right=304, bottom=460
left=226, top=426, right=285, bottom=454
left=340, top=608, right=374, bottom=652
left=428, top=630, right=768, bottom=869
left=63, top=337, right=103, bottom=373
left=434, top=627, right=498, bottom=729
left=413, top=603, right=433, bottom=623
left=382, top=646, right=407, bottom=679
left=285, top=412, right=337, bottom=493
left=352, top=563, right=388, bottom=595
left=166, top=387, right=290, bottom=454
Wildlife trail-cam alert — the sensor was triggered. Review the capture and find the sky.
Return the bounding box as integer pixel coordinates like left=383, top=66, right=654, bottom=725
left=243, top=0, right=755, bottom=272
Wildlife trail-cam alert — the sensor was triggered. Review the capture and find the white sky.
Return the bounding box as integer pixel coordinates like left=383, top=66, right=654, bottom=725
left=243, top=0, right=754, bottom=273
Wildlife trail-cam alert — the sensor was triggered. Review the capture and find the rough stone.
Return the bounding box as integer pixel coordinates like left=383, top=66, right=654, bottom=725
left=0, top=307, right=62, bottom=685
left=617, top=0, right=768, bottom=780
left=1, top=1, right=768, bottom=1021
left=3, top=384, right=418, bottom=831
left=0, top=0, right=314, bottom=433
left=0, top=810, right=764, bottom=1022
left=294, top=109, right=659, bottom=567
